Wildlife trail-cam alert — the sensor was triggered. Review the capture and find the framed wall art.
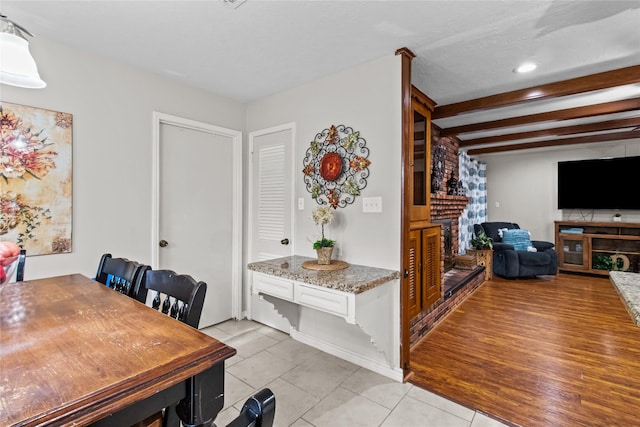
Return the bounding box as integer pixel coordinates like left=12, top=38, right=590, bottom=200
left=0, top=102, right=73, bottom=255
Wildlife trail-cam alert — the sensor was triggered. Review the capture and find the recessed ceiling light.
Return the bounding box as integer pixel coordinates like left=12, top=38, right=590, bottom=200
left=514, top=62, right=537, bottom=73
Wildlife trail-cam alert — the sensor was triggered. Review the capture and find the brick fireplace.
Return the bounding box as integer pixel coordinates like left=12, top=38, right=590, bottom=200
left=409, top=134, right=487, bottom=346
left=431, top=193, right=471, bottom=261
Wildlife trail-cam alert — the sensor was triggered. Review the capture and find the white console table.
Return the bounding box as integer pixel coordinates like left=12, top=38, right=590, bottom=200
left=248, top=256, right=402, bottom=381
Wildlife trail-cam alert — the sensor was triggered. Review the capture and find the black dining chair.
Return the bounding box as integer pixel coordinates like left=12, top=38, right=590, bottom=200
left=140, top=272, right=278, bottom=427
left=5, top=249, right=26, bottom=283
left=135, top=388, right=276, bottom=427
left=143, top=269, right=206, bottom=329
left=15, top=249, right=26, bottom=281
left=140, top=269, right=207, bottom=427
left=95, top=253, right=150, bottom=303
left=226, top=388, right=276, bottom=427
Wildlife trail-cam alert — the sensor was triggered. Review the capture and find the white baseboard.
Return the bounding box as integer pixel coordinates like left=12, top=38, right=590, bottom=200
left=291, top=329, right=403, bottom=382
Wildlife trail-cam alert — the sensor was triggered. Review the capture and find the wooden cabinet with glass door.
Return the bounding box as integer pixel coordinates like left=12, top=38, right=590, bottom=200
left=405, top=86, right=440, bottom=318
left=409, top=87, right=434, bottom=220
left=557, top=232, right=589, bottom=271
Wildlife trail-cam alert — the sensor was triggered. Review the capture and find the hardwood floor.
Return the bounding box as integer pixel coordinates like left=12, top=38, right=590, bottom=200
left=409, top=273, right=640, bottom=427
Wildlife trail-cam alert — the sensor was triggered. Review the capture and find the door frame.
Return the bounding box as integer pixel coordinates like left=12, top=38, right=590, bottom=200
left=151, top=112, right=243, bottom=320
left=246, top=122, right=296, bottom=319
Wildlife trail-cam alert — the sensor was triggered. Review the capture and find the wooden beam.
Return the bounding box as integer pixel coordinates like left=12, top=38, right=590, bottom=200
left=459, top=117, right=640, bottom=147
left=396, top=46, right=414, bottom=381
left=440, top=98, right=640, bottom=137
left=433, top=65, right=640, bottom=119
left=467, top=130, right=640, bottom=155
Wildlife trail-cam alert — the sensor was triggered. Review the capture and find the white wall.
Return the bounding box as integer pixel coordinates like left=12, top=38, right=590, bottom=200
left=475, top=140, right=640, bottom=242
left=246, top=54, right=403, bottom=270
left=1, top=37, right=245, bottom=279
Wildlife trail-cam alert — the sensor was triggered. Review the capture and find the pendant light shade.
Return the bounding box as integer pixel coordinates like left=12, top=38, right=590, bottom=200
left=0, top=15, right=46, bottom=89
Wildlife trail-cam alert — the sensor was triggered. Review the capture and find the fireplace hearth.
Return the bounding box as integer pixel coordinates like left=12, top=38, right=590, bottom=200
left=442, top=265, right=485, bottom=299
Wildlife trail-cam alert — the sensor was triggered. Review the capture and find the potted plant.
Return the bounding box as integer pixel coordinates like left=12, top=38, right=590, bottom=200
left=467, top=231, right=493, bottom=280
left=613, top=213, right=622, bottom=222
left=312, top=206, right=335, bottom=265
left=469, top=231, right=493, bottom=250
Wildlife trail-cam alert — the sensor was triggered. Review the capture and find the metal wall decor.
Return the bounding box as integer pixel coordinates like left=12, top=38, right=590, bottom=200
left=302, top=124, right=371, bottom=209
left=431, top=143, right=445, bottom=193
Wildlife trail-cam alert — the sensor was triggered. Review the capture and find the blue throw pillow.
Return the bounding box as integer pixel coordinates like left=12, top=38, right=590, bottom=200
left=501, top=229, right=532, bottom=251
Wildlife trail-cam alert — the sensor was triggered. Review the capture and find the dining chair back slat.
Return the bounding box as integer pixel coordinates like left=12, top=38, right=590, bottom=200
left=95, top=254, right=150, bottom=303
left=144, top=269, right=206, bottom=329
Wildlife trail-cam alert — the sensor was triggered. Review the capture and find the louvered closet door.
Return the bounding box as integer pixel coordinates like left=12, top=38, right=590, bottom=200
left=422, top=226, right=441, bottom=308
left=407, top=229, right=421, bottom=318
left=249, top=124, right=294, bottom=331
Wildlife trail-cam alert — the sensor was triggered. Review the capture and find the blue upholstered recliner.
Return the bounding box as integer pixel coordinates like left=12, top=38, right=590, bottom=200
left=473, top=222, right=558, bottom=278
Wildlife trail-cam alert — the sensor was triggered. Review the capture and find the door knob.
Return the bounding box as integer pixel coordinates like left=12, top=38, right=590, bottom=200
left=280, top=238, right=289, bottom=245
left=159, top=240, right=169, bottom=247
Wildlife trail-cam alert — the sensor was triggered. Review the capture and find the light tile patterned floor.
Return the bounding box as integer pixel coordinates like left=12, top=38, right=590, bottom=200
left=202, top=320, right=508, bottom=427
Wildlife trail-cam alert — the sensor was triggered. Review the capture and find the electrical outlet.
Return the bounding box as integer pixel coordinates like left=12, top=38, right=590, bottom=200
left=362, top=197, right=382, bottom=213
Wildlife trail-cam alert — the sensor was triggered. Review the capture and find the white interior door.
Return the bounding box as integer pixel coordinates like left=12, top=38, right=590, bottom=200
left=152, top=113, right=242, bottom=329
left=248, top=123, right=295, bottom=331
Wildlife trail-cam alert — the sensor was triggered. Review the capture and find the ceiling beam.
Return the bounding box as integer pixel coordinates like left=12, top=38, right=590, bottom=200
left=433, top=65, right=640, bottom=119
left=466, top=130, right=640, bottom=155
left=459, top=117, right=640, bottom=147
left=440, top=98, right=640, bottom=137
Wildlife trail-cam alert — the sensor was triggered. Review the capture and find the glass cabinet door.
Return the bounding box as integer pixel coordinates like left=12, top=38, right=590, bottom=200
left=409, top=97, right=432, bottom=221
left=558, top=234, right=587, bottom=269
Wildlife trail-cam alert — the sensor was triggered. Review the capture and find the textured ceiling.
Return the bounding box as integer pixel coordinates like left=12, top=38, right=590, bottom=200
left=3, top=0, right=639, bottom=105
left=0, top=0, right=640, bottom=153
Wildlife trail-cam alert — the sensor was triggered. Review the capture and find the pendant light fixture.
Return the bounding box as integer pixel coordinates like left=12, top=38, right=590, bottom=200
left=0, top=13, right=46, bottom=88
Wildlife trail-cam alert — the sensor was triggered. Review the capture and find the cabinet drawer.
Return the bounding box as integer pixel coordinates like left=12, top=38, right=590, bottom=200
left=296, top=284, right=349, bottom=317
left=253, top=274, right=294, bottom=301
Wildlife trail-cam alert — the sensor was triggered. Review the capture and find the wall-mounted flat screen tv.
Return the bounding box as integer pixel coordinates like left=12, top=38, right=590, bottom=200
left=557, top=156, right=640, bottom=210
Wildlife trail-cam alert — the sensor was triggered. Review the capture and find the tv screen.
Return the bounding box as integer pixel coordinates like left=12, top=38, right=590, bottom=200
left=557, top=156, right=640, bottom=210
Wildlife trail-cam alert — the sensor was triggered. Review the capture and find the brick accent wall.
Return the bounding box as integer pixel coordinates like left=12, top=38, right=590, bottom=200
left=431, top=131, right=460, bottom=194
left=431, top=194, right=471, bottom=259
left=408, top=131, right=484, bottom=347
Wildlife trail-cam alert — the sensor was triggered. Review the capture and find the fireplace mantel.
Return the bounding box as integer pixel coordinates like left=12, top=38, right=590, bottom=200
left=430, top=193, right=471, bottom=221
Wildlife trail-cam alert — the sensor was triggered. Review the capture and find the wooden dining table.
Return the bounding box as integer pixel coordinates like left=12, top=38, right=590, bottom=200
left=0, top=274, right=236, bottom=427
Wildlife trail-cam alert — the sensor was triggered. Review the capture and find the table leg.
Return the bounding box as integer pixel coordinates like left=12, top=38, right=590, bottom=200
left=176, top=362, right=225, bottom=427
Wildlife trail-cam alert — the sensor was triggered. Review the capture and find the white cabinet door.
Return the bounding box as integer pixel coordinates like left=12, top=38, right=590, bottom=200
left=248, top=123, right=295, bottom=332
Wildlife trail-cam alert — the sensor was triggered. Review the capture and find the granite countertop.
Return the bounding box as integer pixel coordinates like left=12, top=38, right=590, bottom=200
left=609, top=271, right=640, bottom=327
left=247, top=255, right=400, bottom=294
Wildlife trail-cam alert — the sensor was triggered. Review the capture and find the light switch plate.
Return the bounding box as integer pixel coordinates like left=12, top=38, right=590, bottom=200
left=362, top=197, right=382, bottom=213
left=298, top=198, right=304, bottom=210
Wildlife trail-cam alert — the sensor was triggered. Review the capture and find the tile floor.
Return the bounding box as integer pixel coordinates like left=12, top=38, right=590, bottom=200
left=201, top=319, right=509, bottom=427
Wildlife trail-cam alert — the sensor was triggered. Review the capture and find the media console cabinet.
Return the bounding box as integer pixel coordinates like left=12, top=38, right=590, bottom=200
left=555, top=221, right=640, bottom=276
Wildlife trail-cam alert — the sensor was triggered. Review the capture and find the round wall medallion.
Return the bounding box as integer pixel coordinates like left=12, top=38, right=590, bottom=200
left=302, top=124, right=371, bottom=209
left=320, top=152, right=342, bottom=181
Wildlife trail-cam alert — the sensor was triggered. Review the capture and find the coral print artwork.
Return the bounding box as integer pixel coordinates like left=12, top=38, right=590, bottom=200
left=1, top=102, right=73, bottom=255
